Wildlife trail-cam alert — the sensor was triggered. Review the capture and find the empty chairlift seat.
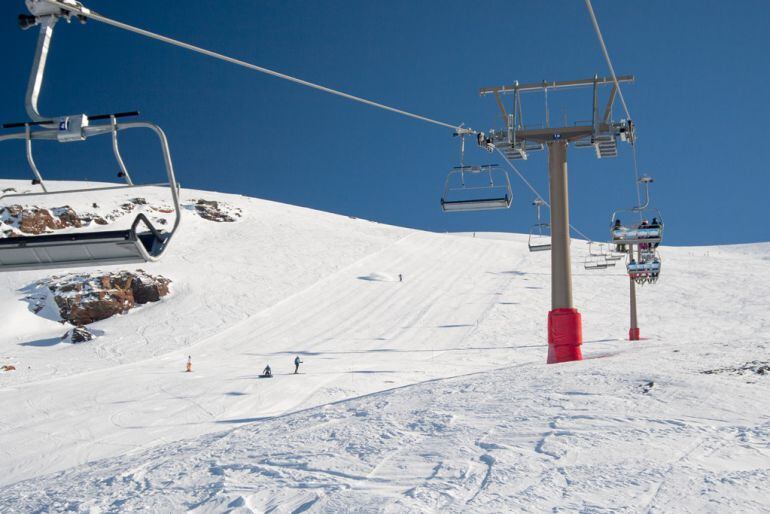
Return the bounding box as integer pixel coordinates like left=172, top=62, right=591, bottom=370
left=441, top=165, right=513, bottom=212
left=528, top=224, right=552, bottom=252
left=0, top=114, right=181, bottom=272
left=0, top=213, right=171, bottom=271
left=0, top=112, right=181, bottom=272
left=527, top=198, right=551, bottom=252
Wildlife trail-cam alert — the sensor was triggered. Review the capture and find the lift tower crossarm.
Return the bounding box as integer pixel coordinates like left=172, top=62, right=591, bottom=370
left=479, top=75, right=634, bottom=96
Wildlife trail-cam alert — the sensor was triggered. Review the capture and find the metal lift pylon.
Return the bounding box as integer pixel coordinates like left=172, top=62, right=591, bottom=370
left=480, top=75, right=635, bottom=363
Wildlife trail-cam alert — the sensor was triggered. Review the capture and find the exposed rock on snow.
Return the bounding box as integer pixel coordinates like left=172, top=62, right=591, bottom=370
left=0, top=205, right=79, bottom=235
left=61, top=326, right=95, bottom=344
left=193, top=199, right=241, bottom=222
left=0, top=195, right=180, bottom=239
left=26, top=271, right=171, bottom=326
left=702, top=360, right=770, bottom=376
left=0, top=204, right=112, bottom=237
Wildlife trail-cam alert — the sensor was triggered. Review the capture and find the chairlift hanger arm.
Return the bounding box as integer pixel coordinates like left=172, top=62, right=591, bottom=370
left=38, top=0, right=471, bottom=134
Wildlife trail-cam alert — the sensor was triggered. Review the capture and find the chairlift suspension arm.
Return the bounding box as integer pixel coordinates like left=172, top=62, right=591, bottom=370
left=592, top=76, right=599, bottom=136
left=25, top=16, right=57, bottom=122
left=24, top=124, right=47, bottom=192
left=111, top=115, right=134, bottom=186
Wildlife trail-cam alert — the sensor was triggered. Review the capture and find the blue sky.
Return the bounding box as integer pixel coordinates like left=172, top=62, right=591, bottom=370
left=1, top=0, right=768, bottom=246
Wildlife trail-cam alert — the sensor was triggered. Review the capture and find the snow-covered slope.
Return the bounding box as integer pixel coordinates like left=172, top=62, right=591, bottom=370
left=1, top=180, right=768, bottom=512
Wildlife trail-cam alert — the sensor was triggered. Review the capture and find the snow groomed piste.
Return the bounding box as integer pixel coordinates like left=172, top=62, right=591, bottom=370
left=0, top=182, right=768, bottom=511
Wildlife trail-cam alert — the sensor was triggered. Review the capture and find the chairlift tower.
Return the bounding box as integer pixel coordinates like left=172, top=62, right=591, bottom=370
left=480, top=75, right=635, bottom=363
left=611, top=175, right=663, bottom=341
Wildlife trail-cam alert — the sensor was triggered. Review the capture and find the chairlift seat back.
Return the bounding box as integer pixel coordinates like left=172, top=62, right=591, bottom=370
left=0, top=214, right=167, bottom=272
left=612, top=226, right=662, bottom=244
left=528, top=223, right=551, bottom=252
left=528, top=242, right=552, bottom=252
left=441, top=196, right=511, bottom=212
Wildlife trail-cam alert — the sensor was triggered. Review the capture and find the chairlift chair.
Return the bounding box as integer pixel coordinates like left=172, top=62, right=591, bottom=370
left=441, top=129, right=512, bottom=212
left=584, top=254, right=611, bottom=270
left=605, top=244, right=624, bottom=261
left=584, top=241, right=615, bottom=270
left=610, top=176, right=664, bottom=246
left=627, top=252, right=661, bottom=285
left=441, top=165, right=512, bottom=212
left=527, top=198, right=551, bottom=252
left=0, top=2, right=181, bottom=272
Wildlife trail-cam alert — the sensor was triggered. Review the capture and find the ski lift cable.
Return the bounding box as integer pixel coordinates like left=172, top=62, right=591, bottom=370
left=583, top=0, right=631, bottom=121
left=42, top=0, right=468, bottom=133
left=584, top=0, right=643, bottom=215
left=494, top=147, right=592, bottom=242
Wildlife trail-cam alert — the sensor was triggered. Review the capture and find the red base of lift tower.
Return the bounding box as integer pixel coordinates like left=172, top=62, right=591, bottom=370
left=629, top=327, right=640, bottom=341
left=547, top=308, right=583, bottom=364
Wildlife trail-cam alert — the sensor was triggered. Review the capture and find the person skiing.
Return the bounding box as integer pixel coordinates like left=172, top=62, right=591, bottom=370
left=262, top=364, right=272, bottom=377
left=294, top=356, right=302, bottom=374
left=185, top=355, right=192, bottom=373
left=398, top=273, right=403, bottom=282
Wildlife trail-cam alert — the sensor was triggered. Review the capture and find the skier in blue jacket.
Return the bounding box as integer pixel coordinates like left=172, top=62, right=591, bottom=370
left=294, top=356, right=303, bottom=374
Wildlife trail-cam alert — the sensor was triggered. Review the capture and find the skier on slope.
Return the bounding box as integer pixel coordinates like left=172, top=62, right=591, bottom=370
left=262, top=364, right=272, bottom=378
left=294, top=356, right=303, bottom=374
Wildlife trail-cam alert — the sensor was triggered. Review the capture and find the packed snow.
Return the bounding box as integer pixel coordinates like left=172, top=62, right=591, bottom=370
left=0, top=179, right=768, bottom=512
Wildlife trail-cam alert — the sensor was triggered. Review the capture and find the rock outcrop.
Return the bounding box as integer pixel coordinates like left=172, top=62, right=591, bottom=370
left=30, top=270, right=172, bottom=326
left=0, top=205, right=108, bottom=237
left=61, top=326, right=95, bottom=344
left=193, top=199, right=241, bottom=222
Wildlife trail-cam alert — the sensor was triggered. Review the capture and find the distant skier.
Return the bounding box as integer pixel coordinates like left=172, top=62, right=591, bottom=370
left=294, top=356, right=303, bottom=374
left=398, top=274, right=403, bottom=282
left=261, top=364, right=272, bottom=378
left=185, top=355, right=192, bottom=373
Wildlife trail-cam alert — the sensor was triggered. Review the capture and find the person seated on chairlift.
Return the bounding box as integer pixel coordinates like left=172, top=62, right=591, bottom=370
left=649, top=217, right=662, bottom=247
left=613, top=219, right=626, bottom=251
left=637, top=219, right=652, bottom=249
